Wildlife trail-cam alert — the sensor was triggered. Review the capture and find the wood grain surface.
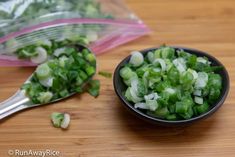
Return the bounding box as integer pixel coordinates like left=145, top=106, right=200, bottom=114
left=0, top=0, right=235, bottom=156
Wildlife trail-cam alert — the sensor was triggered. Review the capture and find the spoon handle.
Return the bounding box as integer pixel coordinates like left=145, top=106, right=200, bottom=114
left=0, top=90, right=33, bottom=120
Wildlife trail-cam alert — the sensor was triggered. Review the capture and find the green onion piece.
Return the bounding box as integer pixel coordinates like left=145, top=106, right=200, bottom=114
left=147, top=51, right=154, bottom=63
left=85, top=53, right=96, bottom=64
left=78, top=70, right=88, bottom=81
left=98, top=71, right=112, bottom=78
left=120, top=67, right=135, bottom=80
left=146, top=100, right=159, bottom=111
left=180, top=106, right=194, bottom=119
left=59, top=89, right=69, bottom=97
left=51, top=112, right=64, bottom=128
left=175, top=102, right=189, bottom=114
left=51, top=112, right=71, bottom=129
left=38, top=91, right=53, bottom=104
left=195, top=102, right=209, bottom=115
left=87, top=80, right=100, bottom=97
left=125, top=87, right=132, bottom=101
left=61, top=113, right=71, bottom=129
left=35, top=63, right=51, bottom=80
left=31, top=47, right=48, bottom=64
left=194, top=96, right=203, bottom=105
left=129, top=51, right=144, bottom=67
left=154, top=107, right=170, bottom=118
left=166, top=114, right=177, bottom=120
left=161, top=47, right=175, bottom=59
left=85, top=65, right=96, bottom=76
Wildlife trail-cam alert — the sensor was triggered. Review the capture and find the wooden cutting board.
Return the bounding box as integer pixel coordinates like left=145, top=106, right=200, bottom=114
left=0, top=0, right=235, bottom=156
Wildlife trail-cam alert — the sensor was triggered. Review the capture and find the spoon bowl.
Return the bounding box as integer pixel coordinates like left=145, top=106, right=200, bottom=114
left=0, top=44, right=96, bottom=120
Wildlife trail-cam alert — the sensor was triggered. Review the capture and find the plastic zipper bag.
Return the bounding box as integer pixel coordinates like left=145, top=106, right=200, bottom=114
left=0, top=0, right=150, bottom=66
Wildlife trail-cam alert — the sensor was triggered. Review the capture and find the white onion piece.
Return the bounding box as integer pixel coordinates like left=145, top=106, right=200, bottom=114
left=188, top=69, right=198, bottom=80
left=146, top=100, right=159, bottom=111
left=173, top=58, right=186, bottom=73
left=31, top=47, right=48, bottom=64
left=165, top=88, right=175, bottom=94
left=39, top=77, right=53, bottom=87
left=197, top=57, right=207, bottom=64
left=43, top=39, right=52, bottom=47
left=144, top=93, right=160, bottom=101
left=131, top=78, right=139, bottom=93
left=153, top=68, right=161, bottom=72
left=195, top=97, right=203, bottom=105
left=147, top=52, right=154, bottom=63
left=129, top=51, right=144, bottom=67
left=134, top=103, right=149, bottom=110
left=193, top=90, right=202, bottom=96
left=153, top=58, right=167, bottom=71
left=195, top=72, right=208, bottom=89
left=86, top=31, right=98, bottom=42
left=130, top=87, right=143, bottom=103
left=143, top=71, right=149, bottom=87
left=61, top=113, right=70, bottom=129
left=54, top=48, right=66, bottom=57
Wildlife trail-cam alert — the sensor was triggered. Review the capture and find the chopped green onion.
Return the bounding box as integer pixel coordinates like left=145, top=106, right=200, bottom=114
left=85, top=65, right=96, bottom=76
left=129, top=51, right=144, bottom=67
left=36, top=63, right=51, bottom=80
left=51, top=112, right=70, bottom=129
left=120, top=67, right=135, bottom=80
left=31, top=47, right=48, bottom=64
left=154, top=107, right=170, bottom=118
left=86, top=31, right=98, bottom=42
left=176, top=101, right=190, bottom=114
left=120, top=46, right=223, bottom=120
left=194, top=96, right=203, bottom=105
left=153, top=58, right=166, bottom=71
left=134, top=103, right=149, bottom=110
left=195, top=72, right=208, bottom=89
left=39, top=77, right=54, bottom=88
left=87, top=80, right=100, bottom=97
left=85, top=53, right=96, bottom=64
left=147, top=51, right=154, bottom=63
left=197, top=57, right=208, bottom=64
left=22, top=46, right=98, bottom=104
left=60, top=113, right=71, bottom=129
left=194, top=102, right=209, bottom=115
left=193, top=89, right=202, bottom=96
left=173, top=58, right=186, bottom=73
left=98, top=71, right=112, bottom=78
left=38, top=91, right=53, bottom=104
left=51, top=112, right=64, bottom=128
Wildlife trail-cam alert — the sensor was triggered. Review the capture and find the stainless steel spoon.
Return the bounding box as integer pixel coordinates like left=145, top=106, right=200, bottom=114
left=0, top=44, right=96, bottom=120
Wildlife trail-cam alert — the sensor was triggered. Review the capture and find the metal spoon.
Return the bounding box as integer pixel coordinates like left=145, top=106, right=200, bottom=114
left=0, top=44, right=96, bottom=120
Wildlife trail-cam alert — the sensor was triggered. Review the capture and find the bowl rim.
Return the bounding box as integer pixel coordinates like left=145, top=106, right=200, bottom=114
left=113, top=46, right=230, bottom=124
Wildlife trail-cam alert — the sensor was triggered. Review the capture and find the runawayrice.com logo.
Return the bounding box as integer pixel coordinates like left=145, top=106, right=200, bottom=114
left=8, top=149, right=60, bottom=157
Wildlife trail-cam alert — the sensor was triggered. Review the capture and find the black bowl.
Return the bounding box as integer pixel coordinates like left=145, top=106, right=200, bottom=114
left=113, top=46, right=230, bottom=126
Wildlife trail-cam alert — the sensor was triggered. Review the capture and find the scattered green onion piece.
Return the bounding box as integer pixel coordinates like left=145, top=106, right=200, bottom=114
left=87, top=80, right=100, bottom=97
left=51, top=112, right=64, bottom=128
left=51, top=112, right=70, bottom=129
left=98, top=71, right=112, bottom=78
left=61, top=113, right=71, bottom=129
